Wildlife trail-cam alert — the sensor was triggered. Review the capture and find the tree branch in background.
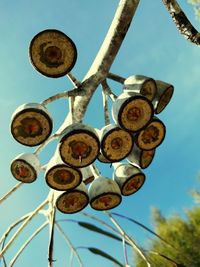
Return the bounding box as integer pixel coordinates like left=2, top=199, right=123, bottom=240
left=162, top=0, right=200, bottom=45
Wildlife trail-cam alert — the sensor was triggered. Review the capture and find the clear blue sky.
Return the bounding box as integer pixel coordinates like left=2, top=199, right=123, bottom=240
left=0, top=0, right=200, bottom=266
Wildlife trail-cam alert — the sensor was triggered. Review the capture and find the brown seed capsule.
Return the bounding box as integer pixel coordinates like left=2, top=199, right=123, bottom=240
left=29, top=29, right=77, bottom=78
left=136, top=117, right=166, bottom=150
left=10, top=103, right=52, bottom=146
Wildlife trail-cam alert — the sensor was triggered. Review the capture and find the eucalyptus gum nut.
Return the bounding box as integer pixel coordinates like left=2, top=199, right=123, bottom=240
left=124, top=75, right=157, bottom=101
left=99, top=124, right=133, bottom=162
left=11, top=153, right=40, bottom=183
left=89, top=176, right=122, bottom=210
left=55, top=182, right=89, bottom=214
left=113, top=163, right=145, bottom=196
left=10, top=103, right=53, bottom=146
left=29, top=29, right=77, bottom=78
left=112, top=92, right=154, bottom=133
left=59, top=123, right=100, bottom=168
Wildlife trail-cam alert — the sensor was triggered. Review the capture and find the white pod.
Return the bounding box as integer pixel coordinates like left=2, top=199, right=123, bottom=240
left=127, top=145, right=155, bottom=169
left=10, top=103, right=53, bottom=146
left=124, top=75, right=157, bottom=101
left=135, top=116, right=166, bottom=150
left=59, top=123, right=100, bottom=168
left=112, top=92, right=154, bottom=133
left=89, top=176, right=122, bottom=211
left=113, top=163, right=145, bottom=196
left=99, top=124, right=133, bottom=162
left=55, top=182, right=89, bottom=214
left=10, top=153, right=40, bottom=183
left=45, top=150, right=82, bottom=191
left=80, top=166, right=96, bottom=185
left=153, top=80, right=174, bottom=114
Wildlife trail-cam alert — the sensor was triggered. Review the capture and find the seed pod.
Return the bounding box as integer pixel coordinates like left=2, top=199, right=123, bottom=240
left=80, top=166, right=95, bottom=185
left=135, top=117, right=166, bottom=150
left=113, top=163, right=145, bottom=196
left=127, top=145, right=155, bottom=169
left=112, top=92, right=154, bottom=133
left=100, top=124, right=133, bottom=162
left=89, top=176, right=122, bottom=211
left=153, top=81, right=174, bottom=114
left=124, top=75, right=157, bottom=101
left=10, top=103, right=53, bottom=146
left=59, top=123, right=100, bottom=168
left=45, top=151, right=82, bottom=191
left=10, top=153, right=40, bottom=183
left=29, top=29, right=77, bottom=78
left=55, top=182, right=89, bottom=214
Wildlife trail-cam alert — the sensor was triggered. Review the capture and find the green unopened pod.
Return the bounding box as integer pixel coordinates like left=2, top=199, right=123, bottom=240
left=153, top=80, right=174, bottom=114
left=55, top=182, right=89, bottom=214
left=59, top=123, right=100, bottom=168
left=89, top=176, right=122, bottom=211
left=123, top=75, right=157, bottom=101
left=113, top=163, right=145, bottom=196
left=10, top=153, right=40, bottom=183
left=100, top=124, right=133, bottom=162
left=135, top=117, right=166, bottom=150
left=112, top=92, right=154, bottom=133
left=29, top=29, right=77, bottom=78
left=10, top=103, right=53, bottom=146
left=127, top=145, right=155, bottom=169
left=80, top=166, right=95, bottom=185
left=45, top=150, right=82, bottom=191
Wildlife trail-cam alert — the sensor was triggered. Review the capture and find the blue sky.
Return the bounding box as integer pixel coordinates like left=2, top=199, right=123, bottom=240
left=0, top=0, right=200, bottom=266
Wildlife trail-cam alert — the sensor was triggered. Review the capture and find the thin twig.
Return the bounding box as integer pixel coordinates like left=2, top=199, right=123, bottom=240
left=9, top=221, right=48, bottom=267
left=122, top=236, right=129, bottom=266
left=101, top=80, right=117, bottom=102
left=48, top=192, right=56, bottom=267
left=67, top=72, right=81, bottom=87
left=0, top=199, right=48, bottom=258
left=104, top=211, right=152, bottom=267
left=107, top=72, right=125, bottom=84
left=102, top=85, right=110, bottom=125
left=0, top=182, right=23, bottom=206
left=34, top=134, right=60, bottom=156
left=55, top=223, right=84, bottom=267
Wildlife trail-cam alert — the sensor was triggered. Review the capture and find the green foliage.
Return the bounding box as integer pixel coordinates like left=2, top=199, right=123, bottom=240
left=135, top=206, right=200, bottom=267
left=188, top=0, right=200, bottom=19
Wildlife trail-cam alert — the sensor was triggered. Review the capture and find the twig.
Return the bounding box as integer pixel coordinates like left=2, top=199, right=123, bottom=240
left=101, top=80, right=117, bottom=102
left=69, top=96, right=75, bottom=124
left=67, top=72, right=81, bottom=87
left=122, top=236, right=129, bottom=266
left=9, top=221, right=48, bottom=267
left=0, top=182, right=23, bottom=206
left=48, top=192, right=56, bottom=267
left=107, top=72, right=125, bottom=84
left=104, top=211, right=152, bottom=267
left=55, top=223, right=84, bottom=267
left=33, top=134, right=60, bottom=156
left=162, top=0, right=200, bottom=45
left=102, top=84, right=110, bottom=125
left=0, top=198, right=48, bottom=258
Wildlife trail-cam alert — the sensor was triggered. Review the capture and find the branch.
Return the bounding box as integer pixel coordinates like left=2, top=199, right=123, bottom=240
left=0, top=182, right=23, bottom=206
left=102, top=85, right=110, bottom=125
left=107, top=72, right=125, bottom=84
left=162, top=0, right=200, bottom=45
left=9, top=222, right=48, bottom=267
left=0, top=199, right=48, bottom=258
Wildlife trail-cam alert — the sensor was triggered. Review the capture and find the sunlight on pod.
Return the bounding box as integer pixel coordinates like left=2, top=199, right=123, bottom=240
left=135, top=116, right=166, bottom=150
left=123, top=75, right=157, bottom=101
left=89, top=176, right=122, bottom=211
left=45, top=149, right=82, bottom=191
left=59, top=123, right=100, bottom=168
left=29, top=29, right=77, bottom=78
left=127, top=144, right=155, bottom=169
left=10, top=103, right=53, bottom=146
left=10, top=153, right=40, bottom=183
left=55, top=182, right=89, bottom=214
left=99, top=124, right=133, bottom=162
left=153, top=80, right=174, bottom=114
left=112, top=92, right=154, bottom=132
left=113, top=163, right=145, bottom=196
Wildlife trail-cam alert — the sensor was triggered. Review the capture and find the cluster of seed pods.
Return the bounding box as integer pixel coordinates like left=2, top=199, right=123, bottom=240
left=10, top=29, right=174, bottom=214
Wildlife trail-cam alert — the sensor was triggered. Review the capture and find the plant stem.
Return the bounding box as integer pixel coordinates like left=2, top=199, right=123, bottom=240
left=0, top=182, right=23, bottom=206
left=107, top=72, right=125, bottom=84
